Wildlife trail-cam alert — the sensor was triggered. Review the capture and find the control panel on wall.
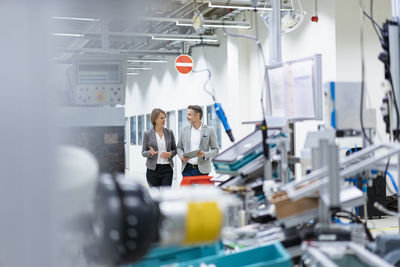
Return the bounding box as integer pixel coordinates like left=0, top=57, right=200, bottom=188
left=72, top=55, right=126, bottom=106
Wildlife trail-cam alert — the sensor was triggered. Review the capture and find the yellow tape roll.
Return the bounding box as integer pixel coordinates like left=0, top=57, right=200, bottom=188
left=184, top=201, right=223, bottom=244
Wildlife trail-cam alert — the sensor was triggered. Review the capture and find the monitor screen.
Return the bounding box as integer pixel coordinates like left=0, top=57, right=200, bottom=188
left=266, top=54, right=322, bottom=121
left=76, top=60, right=122, bottom=84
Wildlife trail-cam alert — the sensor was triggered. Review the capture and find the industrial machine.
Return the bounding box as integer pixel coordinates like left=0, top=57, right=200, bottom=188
left=87, top=174, right=242, bottom=265
left=70, top=55, right=126, bottom=106
left=51, top=1, right=400, bottom=267
left=58, top=106, right=126, bottom=173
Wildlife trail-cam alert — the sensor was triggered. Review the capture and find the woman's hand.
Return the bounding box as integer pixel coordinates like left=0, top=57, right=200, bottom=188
left=160, top=152, right=172, bottom=159
left=196, top=151, right=205, bottom=158
left=150, top=147, right=158, bottom=156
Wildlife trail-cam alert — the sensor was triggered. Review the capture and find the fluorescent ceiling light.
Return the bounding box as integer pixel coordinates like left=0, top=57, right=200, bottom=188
left=152, top=34, right=218, bottom=43
left=127, top=59, right=167, bottom=63
left=53, top=33, right=84, bottom=37
left=208, top=2, right=291, bottom=11
left=176, top=21, right=251, bottom=29
left=126, top=73, right=140, bottom=76
left=127, top=67, right=152, bottom=70
left=52, top=16, right=100, bottom=22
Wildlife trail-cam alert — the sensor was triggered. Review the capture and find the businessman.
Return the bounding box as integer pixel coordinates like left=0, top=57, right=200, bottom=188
left=177, top=105, right=219, bottom=177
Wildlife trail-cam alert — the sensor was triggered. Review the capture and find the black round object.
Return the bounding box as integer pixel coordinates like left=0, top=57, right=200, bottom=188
left=93, top=173, right=160, bottom=265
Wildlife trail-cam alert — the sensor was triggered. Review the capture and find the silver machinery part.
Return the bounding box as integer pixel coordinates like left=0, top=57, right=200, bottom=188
left=302, top=241, right=393, bottom=267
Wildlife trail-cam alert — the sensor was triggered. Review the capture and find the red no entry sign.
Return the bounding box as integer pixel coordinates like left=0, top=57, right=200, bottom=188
left=175, top=54, right=194, bottom=74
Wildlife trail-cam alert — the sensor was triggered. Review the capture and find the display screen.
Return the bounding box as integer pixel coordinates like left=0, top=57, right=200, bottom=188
left=266, top=55, right=322, bottom=121
left=77, top=60, right=122, bottom=84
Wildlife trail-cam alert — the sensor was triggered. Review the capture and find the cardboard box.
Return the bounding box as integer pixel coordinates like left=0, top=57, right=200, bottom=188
left=270, top=191, right=319, bottom=219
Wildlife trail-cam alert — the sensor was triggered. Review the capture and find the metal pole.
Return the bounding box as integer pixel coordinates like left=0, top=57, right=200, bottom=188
left=280, top=139, right=289, bottom=184
left=392, top=0, right=400, bottom=17
left=389, top=23, right=400, bottom=132
left=319, top=139, right=331, bottom=224
left=389, top=4, right=400, bottom=228
left=270, top=0, right=282, bottom=64
left=265, top=0, right=282, bottom=179
left=328, top=143, right=341, bottom=209
left=363, top=175, right=369, bottom=221
left=398, top=153, right=400, bottom=233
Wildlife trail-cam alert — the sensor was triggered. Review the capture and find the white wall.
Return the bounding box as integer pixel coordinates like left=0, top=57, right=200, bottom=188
left=125, top=0, right=393, bottom=186
left=335, top=0, right=391, bottom=143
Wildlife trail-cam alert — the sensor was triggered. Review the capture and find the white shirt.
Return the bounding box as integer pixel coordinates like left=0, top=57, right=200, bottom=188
left=188, top=124, right=202, bottom=165
left=156, top=132, right=169, bottom=164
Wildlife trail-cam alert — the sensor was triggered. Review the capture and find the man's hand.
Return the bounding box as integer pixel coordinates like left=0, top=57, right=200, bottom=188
left=160, top=152, right=172, bottom=159
left=150, top=147, right=158, bottom=156
left=181, top=155, right=189, bottom=162
left=197, top=151, right=205, bottom=158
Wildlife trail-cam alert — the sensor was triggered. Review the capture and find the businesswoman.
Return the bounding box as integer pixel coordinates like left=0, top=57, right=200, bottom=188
left=142, top=108, right=177, bottom=187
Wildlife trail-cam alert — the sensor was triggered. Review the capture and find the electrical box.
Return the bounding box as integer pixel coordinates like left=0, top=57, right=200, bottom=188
left=325, top=82, right=376, bottom=134
left=71, top=55, right=126, bottom=106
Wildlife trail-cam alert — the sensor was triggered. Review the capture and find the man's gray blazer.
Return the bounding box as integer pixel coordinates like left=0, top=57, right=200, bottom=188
left=142, top=127, right=177, bottom=170
left=177, top=124, right=219, bottom=174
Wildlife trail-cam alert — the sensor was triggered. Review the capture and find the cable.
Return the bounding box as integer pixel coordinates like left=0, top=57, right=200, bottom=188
left=383, top=157, right=395, bottom=194
left=374, top=201, right=400, bottom=217
left=364, top=11, right=383, bottom=38
left=191, top=46, right=235, bottom=142
left=386, top=66, right=400, bottom=141
left=386, top=170, right=399, bottom=193
left=332, top=210, right=374, bottom=241
left=364, top=0, right=384, bottom=38
left=191, top=68, right=216, bottom=101
left=359, top=0, right=373, bottom=145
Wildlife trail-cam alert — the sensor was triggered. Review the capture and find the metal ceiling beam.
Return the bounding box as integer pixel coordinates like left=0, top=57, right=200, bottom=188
left=58, top=31, right=218, bottom=39
left=137, top=16, right=249, bottom=26
left=147, top=1, right=194, bottom=33
left=59, top=47, right=182, bottom=55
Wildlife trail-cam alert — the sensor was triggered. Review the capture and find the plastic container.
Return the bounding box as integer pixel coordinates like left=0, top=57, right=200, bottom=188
left=181, top=175, right=214, bottom=186
left=127, top=242, right=224, bottom=267
left=178, top=242, right=292, bottom=267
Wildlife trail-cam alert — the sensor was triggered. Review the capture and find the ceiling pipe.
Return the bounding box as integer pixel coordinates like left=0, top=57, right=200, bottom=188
left=187, top=43, right=220, bottom=56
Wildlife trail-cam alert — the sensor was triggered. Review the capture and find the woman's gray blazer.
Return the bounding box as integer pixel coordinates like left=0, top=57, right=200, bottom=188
left=142, top=127, right=177, bottom=170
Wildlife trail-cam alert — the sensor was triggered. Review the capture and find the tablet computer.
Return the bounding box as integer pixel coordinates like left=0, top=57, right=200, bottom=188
left=183, top=149, right=201, bottom=159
